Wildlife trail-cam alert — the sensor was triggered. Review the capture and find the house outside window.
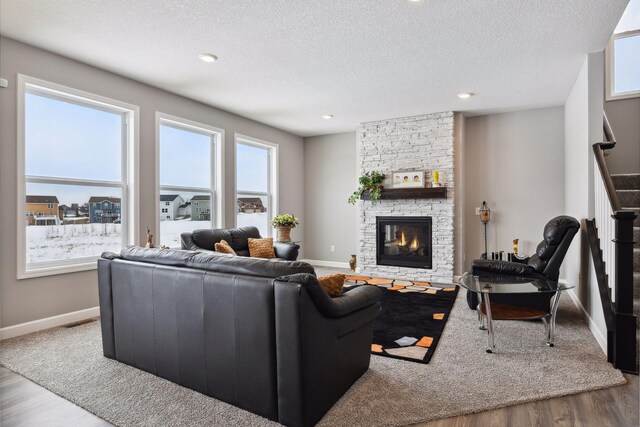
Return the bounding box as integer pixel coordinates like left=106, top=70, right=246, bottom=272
left=17, top=75, right=138, bottom=278
left=156, top=113, right=224, bottom=248
left=606, top=0, right=640, bottom=100
left=235, top=135, right=278, bottom=237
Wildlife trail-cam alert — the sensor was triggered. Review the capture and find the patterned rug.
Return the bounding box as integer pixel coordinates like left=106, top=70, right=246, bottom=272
left=345, top=275, right=459, bottom=364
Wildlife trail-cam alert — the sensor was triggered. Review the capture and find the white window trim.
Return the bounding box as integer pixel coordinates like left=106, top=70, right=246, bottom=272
left=234, top=133, right=279, bottom=237
left=155, top=112, right=225, bottom=247
left=605, top=29, right=640, bottom=101
left=16, top=75, right=139, bottom=279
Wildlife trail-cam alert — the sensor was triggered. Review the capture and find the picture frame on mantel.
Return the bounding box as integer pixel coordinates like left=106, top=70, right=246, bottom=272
left=392, top=170, right=425, bottom=188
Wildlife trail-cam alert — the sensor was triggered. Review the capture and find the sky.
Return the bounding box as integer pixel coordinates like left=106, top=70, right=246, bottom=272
left=25, top=92, right=269, bottom=207
left=614, top=0, right=640, bottom=94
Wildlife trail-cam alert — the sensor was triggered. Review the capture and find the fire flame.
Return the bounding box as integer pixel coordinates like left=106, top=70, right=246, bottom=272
left=410, top=237, right=419, bottom=250
left=400, top=231, right=406, bottom=246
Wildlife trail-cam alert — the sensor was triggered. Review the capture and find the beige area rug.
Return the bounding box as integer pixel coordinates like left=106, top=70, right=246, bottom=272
left=0, top=292, right=625, bottom=427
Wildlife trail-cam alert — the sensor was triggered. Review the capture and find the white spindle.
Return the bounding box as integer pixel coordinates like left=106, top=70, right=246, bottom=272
left=594, top=169, right=616, bottom=301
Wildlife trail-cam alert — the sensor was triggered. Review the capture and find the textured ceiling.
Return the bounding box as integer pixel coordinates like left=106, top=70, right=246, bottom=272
left=0, top=0, right=628, bottom=136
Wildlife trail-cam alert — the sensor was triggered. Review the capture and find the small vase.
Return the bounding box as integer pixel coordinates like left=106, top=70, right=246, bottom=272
left=349, top=255, right=357, bottom=272
left=276, top=226, right=292, bottom=242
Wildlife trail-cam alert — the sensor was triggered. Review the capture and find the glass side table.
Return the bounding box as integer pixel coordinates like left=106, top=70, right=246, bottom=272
left=458, top=274, right=575, bottom=353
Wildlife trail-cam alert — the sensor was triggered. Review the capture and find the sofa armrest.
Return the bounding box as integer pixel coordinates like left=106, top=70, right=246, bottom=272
left=276, top=273, right=381, bottom=318
left=471, top=259, right=535, bottom=276
left=273, top=242, right=300, bottom=261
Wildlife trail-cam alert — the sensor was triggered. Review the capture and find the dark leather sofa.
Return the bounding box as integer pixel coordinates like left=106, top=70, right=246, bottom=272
left=467, top=215, right=579, bottom=311
left=181, top=226, right=300, bottom=261
left=98, top=247, right=381, bottom=427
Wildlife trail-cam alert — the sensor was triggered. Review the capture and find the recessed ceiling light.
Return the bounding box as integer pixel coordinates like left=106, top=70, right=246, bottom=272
left=198, top=53, right=218, bottom=63
left=322, top=114, right=334, bottom=119
left=457, top=92, right=474, bottom=99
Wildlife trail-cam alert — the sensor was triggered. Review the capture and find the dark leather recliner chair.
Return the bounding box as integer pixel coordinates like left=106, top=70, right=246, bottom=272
left=467, top=215, right=580, bottom=311
left=181, top=226, right=300, bottom=261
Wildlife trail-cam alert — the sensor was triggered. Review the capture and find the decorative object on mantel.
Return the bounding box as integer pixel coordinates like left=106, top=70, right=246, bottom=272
left=348, top=171, right=386, bottom=204
left=360, top=186, right=447, bottom=200
left=271, top=214, right=299, bottom=242
left=349, top=254, right=357, bottom=272
left=392, top=170, right=424, bottom=188
left=513, top=238, right=519, bottom=255
left=431, top=170, right=442, bottom=187
left=479, top=201, right=490, bottom=259
left=145, top=226, right=155, bottom=248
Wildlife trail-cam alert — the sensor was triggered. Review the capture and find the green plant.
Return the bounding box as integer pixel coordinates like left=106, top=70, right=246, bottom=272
left=348, top=171, right=386, bottom=204
left=271, top=213, right=299, bottom=228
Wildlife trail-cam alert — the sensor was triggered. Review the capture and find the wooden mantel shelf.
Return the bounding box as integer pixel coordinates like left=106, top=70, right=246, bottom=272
left=361, top=187, right=447, bottom=200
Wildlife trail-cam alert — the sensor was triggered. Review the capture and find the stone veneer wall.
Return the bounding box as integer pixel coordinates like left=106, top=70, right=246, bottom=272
left=357, top=111, right=456, bottom=282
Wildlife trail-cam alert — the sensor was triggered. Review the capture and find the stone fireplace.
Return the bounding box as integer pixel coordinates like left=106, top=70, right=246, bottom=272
left=357, top=111, right=456, bottom=282
left=377, top=216, right=432, bottom=269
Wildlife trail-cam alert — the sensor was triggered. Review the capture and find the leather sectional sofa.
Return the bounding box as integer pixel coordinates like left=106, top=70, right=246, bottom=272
left=98, top=246, right=381, bottom=427
left=181, top=226, right=300, bottom=261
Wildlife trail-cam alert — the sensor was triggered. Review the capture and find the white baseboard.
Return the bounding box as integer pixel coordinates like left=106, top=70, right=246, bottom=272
left=300, top=259, right=351, bottom=269
left=566, top=288, right=607, bottom=354
left=0, top=306, right=100, bottom=340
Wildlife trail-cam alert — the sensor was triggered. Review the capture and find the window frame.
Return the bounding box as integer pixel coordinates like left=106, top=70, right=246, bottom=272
left=17, top=75, right=139, bottom=279
left=155, top=112, right=225, bottom=248
left=234, top=134, right=279, bottom=237
left=606, top=29, right=640, bottom=101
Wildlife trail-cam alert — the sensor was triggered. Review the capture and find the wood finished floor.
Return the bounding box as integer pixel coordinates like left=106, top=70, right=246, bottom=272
left=0, top=365, right=637, bottom=427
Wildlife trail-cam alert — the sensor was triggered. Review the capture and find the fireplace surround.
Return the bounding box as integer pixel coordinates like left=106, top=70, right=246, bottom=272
left=376, top=216, right=432, bottom=269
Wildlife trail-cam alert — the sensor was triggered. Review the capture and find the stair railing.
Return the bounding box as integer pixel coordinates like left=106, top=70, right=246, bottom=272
left=589, top=111, right=637, bottom=373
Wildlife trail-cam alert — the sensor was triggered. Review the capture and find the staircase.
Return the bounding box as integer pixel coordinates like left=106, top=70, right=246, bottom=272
left=611, top=173, right=640, bottom=367
left=586, top=112, right=637, bottom=373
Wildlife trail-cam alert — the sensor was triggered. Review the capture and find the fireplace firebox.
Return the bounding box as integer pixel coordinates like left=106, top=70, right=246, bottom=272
left=376, top=216, right=432, bottom=269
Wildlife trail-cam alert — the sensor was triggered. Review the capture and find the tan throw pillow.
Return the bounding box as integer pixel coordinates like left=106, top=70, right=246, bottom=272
left=318, top=274, right=345, bottom=298
left=214, top=239, right=236, bottom=255
left=248, top=237, right=276, bottom=258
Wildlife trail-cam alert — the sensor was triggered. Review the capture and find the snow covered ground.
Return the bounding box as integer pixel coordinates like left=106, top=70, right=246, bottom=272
left=160, top=219, right=211, bottom=248
left=236, top=212, right=269, bottom=237
left=27, top=223, right=122, bottom=264
left=26, top=213, right=272, bottom=264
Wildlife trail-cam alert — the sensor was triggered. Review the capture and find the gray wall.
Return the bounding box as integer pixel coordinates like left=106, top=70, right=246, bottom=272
left=303, top=132, right=358, bottom=264
left=0, top=37, right=304, bottom=328
left=604, top=97, right=640, bottom=174
left=463, top=107, right=566, bottom=271
left=564, top=53, right=606, bottom=347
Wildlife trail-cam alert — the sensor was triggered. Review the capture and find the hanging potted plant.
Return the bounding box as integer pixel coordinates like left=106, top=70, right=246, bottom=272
left=348, top=171, right=386, bottom=204
left=271, top=214, right=300, bottom=242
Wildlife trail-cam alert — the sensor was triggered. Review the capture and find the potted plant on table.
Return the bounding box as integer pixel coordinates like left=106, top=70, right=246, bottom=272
left=348, top=171, right=386, bottom=204
left=271, top=214, right=300, bottom=242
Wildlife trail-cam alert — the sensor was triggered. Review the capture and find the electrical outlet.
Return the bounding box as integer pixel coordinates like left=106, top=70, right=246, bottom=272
left=330, top=245, right=335, bottom=252
left=475, top=207, right=481, bottom=215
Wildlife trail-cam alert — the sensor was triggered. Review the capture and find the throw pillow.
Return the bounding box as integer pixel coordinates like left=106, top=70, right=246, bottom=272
left=214, top=239, right=236, bottom=255
left=248, top=237, right=276, bottom=258
left=318, top=274, right=345, bottom=298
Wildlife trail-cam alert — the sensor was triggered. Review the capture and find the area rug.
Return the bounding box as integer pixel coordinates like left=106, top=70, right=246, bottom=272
left=344, top=275, right=458, bottom=364
left=0, top=291, right=626, bottom=427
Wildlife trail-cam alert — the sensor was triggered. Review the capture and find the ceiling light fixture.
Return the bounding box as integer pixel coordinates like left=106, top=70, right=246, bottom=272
left=322, top=114, right=334, bottom=119
left=198, top=53, right=218, bottom=63
left=457, top=92, right=473, bottom=99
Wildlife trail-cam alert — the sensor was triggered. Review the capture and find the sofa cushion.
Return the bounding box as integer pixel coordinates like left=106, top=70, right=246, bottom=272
left=192, top=229, right=232, bottom=251
left=187, top=252, right=314, bottom=278
left=120, top=246, right=199, bottom=267
left=248, top=237, right=276, bottom=258
left=215, top=239, right=237, bottom=255
left=229, top=226, right=261, bottom=251
left=318, top=274, right=346, bottom=297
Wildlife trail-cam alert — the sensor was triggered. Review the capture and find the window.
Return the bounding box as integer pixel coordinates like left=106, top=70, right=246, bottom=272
left=606, top=0, right=640, bottom=100
left=157, top=113, right=224, bottom=248
left=17, top=75, right=138, bottom=278
left=235, top=135, right=278, bottom=237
